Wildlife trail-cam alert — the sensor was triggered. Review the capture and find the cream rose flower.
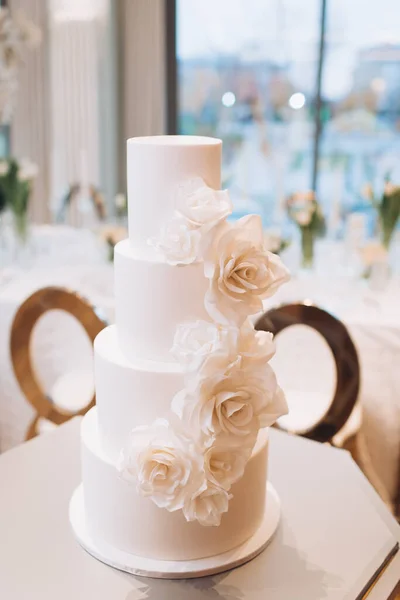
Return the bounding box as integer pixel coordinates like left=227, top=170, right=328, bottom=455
left=171, top=320, right=240, bottom=376
left=204, top=215, right=290, bottom=326
left=183, top=483, right=231, bottom=526
left=204, top=442, right=250, bottom=491
left=238, top=320, right=275, bottom=368
left=172, top=367, right=287, bottom=446
left=172, top=319, right=275, bottom=386
left=295, top=209, right=313, bottom=227
left=149, top=218, right=201, bottom=266
left=176, top=176, right=232, bottom=234
left=149, top=177, right=232, bottom=265
left=118, top=419, right=205, bottom=512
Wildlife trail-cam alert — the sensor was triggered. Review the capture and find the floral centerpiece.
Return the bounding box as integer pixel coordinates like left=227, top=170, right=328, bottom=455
left=363, top=180, right=400, bottom=249
left=287, top=191, right=326, bottom=268
left=0, top=157, right=37, bottom=241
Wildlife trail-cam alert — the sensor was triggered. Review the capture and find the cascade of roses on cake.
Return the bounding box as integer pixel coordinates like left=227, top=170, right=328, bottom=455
left=118, top=178, right=290, bottom=526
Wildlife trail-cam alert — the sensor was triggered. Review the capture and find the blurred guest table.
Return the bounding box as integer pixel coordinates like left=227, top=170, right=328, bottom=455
left=0, top=224, right=107, bottom=279
left=0, top=264, right=113, bottom=451
left=265, top=258, right=400, bottom=506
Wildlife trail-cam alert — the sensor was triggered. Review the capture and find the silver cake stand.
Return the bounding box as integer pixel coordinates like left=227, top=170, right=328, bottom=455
left=69, top=482, right=281, bottom=579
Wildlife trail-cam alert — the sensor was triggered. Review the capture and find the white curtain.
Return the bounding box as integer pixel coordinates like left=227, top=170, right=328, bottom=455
left=117, top=0, right=167, bottom=189
left=9, top=0, right=168, bottom=221
left=10, top=0, right=50, bottom=223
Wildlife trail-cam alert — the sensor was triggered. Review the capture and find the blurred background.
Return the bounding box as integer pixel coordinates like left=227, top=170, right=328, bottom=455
left=0, top=0, right=399, bottom=523
left=1, top=0, right=400, bottom=233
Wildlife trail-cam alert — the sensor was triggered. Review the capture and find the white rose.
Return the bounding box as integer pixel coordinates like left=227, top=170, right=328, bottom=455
left=0, top=160, right=9, bottom=176
left=176, top=176, right=232, bottom=234
left=149, top=217, right=201, bottom=266
left=183, top=483, right=231, bottom=526
left=172, top=367, right=287, bottom=446
left=295, top=209, right=313, bottom=227
left=172, top=319, right=275, bottom=379
left=171, top=320, right=240, bottom=376
left=18, top=159, right=38, bottom=182
left=204, top=442, right=250, bottom=491
left=238, top=320, right=276, bottom=369
left=204, top=215, right=290, bottom=326
left=118, top=418, right=205, bottom=512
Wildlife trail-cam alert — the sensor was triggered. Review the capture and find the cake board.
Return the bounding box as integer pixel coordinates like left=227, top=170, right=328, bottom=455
left=69, top=481, right=281, bottom=579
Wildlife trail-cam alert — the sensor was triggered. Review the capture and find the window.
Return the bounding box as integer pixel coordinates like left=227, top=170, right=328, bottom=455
left=176, top=0, right=320, bottom=225
left=319, top=0, right=400, bottom=234
left=175, top=0, right=400, bottom=232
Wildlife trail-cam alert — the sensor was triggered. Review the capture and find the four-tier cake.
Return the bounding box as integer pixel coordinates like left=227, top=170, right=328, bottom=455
left=70, top=135, right=290, bottom=577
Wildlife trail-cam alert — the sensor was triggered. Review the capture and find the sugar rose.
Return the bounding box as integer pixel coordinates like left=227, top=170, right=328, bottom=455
left=176, top=176, right=232, bottom=234
left=172, top=368, right=288, bottom=447
left=118, top=419, right=205, bottom=512
left=204, top=442, right=251, bottom=491
left=149, top=217, right=201, bottom=265
left=183, top=482, right=231, bottom=527
left=204, top=215, right=290, bottom=326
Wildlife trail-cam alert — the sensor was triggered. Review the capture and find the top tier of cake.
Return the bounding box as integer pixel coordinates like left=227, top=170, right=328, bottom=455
left=127, top=135, right=222, bottom=251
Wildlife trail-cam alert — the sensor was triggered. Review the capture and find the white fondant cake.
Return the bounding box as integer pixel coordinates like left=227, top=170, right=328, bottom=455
left=74, top=135, right=290, bottom=574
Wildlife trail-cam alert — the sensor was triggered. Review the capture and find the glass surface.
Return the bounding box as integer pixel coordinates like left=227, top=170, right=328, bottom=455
left=319, top=0, right=400, bottom=235
left=176, top=0, right=321, bottom=226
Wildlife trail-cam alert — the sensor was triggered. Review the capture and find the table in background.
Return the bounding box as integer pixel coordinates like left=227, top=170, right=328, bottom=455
left=0, top=420, right=399, bottom=600
left=0, top=264, right=114, bottom=451
left=265, top=268, right=400, bottom=506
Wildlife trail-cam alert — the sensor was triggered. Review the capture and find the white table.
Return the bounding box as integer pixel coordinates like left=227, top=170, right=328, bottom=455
left=0, top=420, right=399, bottom=600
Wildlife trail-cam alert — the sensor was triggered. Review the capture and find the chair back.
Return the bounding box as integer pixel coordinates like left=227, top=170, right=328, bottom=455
left=10, top=286, right=107, bottom=440
left=255, top=302, right=360, bottom=443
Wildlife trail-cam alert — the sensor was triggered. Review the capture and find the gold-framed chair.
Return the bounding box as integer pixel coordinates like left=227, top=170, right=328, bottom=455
left=255, top=302, right=360, bottom=444
left=10, top=286, right=107, bottom=440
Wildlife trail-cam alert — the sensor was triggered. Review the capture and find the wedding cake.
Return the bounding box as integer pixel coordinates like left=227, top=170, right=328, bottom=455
left=71, top=135, right=290, bottom=576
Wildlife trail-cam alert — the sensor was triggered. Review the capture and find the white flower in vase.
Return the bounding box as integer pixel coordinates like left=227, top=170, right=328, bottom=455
left=295, top=209, right=313, bottom=227
left=203, top=215, right=290, bottom=326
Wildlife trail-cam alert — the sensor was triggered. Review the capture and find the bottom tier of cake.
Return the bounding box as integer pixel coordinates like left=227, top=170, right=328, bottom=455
left=80, top=407, right=270, bottom=562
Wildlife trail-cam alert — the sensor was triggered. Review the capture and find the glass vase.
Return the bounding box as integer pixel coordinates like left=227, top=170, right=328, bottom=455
left=11, top=210, right=31, bottom=269
left=12, top=210, right=29, bottom=244
left=301, top=227, right=314, bottom=269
